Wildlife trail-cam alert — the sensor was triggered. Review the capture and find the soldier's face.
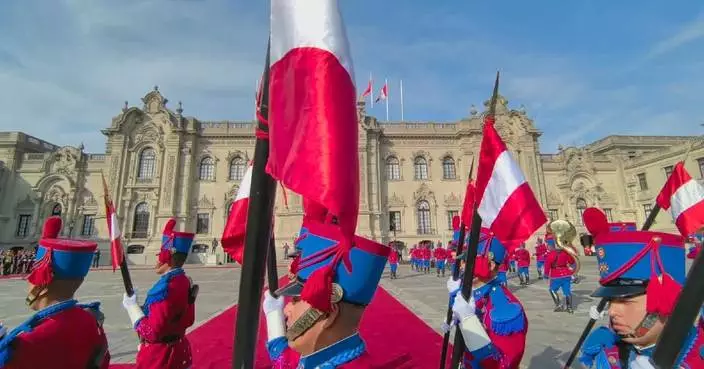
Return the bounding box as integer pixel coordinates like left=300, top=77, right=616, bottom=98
left=608, top=294, right=664, bottom=346
left=283, top=297, right=327, bottom=354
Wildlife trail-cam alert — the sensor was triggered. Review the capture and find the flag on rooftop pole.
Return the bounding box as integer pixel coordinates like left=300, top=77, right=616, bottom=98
left=656, top=161, right=704, bottom=237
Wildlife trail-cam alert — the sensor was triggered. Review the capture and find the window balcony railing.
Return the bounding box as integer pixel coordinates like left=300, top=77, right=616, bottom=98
left=417, top=228, right=436, bottom=235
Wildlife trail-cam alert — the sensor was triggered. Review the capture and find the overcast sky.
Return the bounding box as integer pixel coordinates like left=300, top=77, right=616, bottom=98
left=1, top=0, right=703, bottom=153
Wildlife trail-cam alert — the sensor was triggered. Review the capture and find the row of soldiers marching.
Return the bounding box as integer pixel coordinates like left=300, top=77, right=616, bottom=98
left=0, top=216, right=199, bottom=369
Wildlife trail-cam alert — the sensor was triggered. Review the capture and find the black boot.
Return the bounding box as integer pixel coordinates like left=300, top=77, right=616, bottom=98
left=518, top=274, right=525, bottom=285
left=566, top=296, right=574, bottom=314
left=550, top=290, right=563, bottom=312
left=525, top=275, right=530, bottom=285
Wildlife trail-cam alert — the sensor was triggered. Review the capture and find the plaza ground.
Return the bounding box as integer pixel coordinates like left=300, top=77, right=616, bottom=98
left=1, top=258, right=606, bottom=368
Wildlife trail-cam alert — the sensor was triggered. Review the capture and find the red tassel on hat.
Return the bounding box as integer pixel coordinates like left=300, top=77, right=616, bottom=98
left=646, top=272, right=663, bottom=315
left=301, top=265, right=334, bottom=313
left=42, top=216, right=62, bottom=239
left=646, top=273, right=683, bottom=316
left=27, top=251, right=53, bottom=287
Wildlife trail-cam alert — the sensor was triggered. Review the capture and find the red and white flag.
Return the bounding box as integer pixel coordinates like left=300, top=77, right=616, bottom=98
left=101, top=173, right=124, bottom=271
left=268, top=0, right=359, bottom=235
left=360, top=78, right=372, bottom=99
left=222, top=163, right=253, bottom=265
left=474, top=116, right=547, bottom=249
left=656, top=161, right=704, bottom=236
left=375, top=82, right=388, bottom=103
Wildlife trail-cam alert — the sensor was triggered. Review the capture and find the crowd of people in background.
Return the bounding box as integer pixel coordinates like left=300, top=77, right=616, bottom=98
left=1, top=248, right=37, bottom=276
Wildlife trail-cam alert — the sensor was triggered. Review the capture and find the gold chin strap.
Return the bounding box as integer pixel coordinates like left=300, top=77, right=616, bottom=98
left=25, top=287, right=46, bottom=307
left=285, top=284, right=344, bottom=341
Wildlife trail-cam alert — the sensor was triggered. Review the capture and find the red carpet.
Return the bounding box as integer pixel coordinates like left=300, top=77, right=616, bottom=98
left=110, top=282, right=449, bottom=368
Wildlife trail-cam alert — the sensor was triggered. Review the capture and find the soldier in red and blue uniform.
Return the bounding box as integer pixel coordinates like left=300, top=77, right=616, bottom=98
left=434, top=244, right=447, bottom=277
left=534, top=238, right=548, bottom=279
left=121, top=219, right=198, bottom=369
left=409, top=245, right=418, bottom=271
left=421, top=243, right=432, bottom=274
left=0, top=216, right=110, bottom=369
left=445, top=228, right=528, bottom=369
left=261, top=219, right=392, bottom=368
left=579, top=207, right=704, bottom=368
left=544, top=233, right=577, bottom=313
left=514, top=243, right=531, bottom=286
left=387, top=244, right=399, bottom=279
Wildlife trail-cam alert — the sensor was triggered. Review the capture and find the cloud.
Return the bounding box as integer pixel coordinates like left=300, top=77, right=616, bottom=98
left=648, top=15, right=704, bottom=58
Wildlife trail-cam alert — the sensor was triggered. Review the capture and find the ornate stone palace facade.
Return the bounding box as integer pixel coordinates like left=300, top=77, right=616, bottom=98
left=0, top=87, right=701, bottom=265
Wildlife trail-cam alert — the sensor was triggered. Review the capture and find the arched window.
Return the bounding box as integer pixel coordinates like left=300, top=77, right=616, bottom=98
left=132, top=202, right=150, bottom=238
left=199, top=157, right=215, bottom=181
left=414, top=157, right=428, bottom=180
left=576, top=198, right=587, bottom=225
left=229, top=157, right=246, bottom=181
left=138, top=148, right=156, bottom=179
left=442, top=157, right=456, bottom=179
left=386, top=156, right=401, bottom=180
left=417, top=200, right=432, bottom=234
left=51, top=203, right=62, bottom=216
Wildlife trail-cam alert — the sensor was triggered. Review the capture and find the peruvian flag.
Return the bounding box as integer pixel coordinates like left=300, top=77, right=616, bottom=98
left=474, top=116, right=547, bottom=248
left=656, top=161, right=704, bottom=236
left=268, top=0, right=360, bottom=235
left=101, top=173, right=124, bottom=271
left=360, top=78, right=372, bottom=99
left=375, top=82, right=388, bottom=103
left=222, top=163, right=253, bottom=265
left=461, top=179, right=476, bottom=229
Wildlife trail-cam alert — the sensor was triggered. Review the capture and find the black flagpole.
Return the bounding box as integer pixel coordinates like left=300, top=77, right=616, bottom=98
left=449, top=71, right=499, bottom=369
left=232, top=39, right=278, bottom=369
left=101, top=171, right=134, bottom=296
left=562, top=204, right=661, bottom=368
left=438, top=161, right=474, bottom=369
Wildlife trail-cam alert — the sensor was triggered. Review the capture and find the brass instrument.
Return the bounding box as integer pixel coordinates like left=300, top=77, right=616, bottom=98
left=547, top=219, right=581, bottom=276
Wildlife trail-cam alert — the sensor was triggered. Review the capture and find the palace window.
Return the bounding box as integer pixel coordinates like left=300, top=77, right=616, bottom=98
left=138, top=148, right=156, bottom=179
left=548, top=209, right=559, bottom=221
left=417, top=200, right=432, bottom=234
left=51, top=203, right=62, bottom=216
left=442, top=157, right=456, bottom=180
left=664, top=165, right=674, bottom=179
left=16, top=214, right=31, bottom=237
left=389, top=211, right=401, bottom=232
left=446, top=210, right=458, bottom=230
left=386, top=156, right=401, bottom=180
left=132, top=202, right=149, bottom=238
left=199, top=157, right=215, bottom=181
left=196, top=213, right=210, bottom=234
left=81, top=214, right=95, bottom=236
left=637, top=173, right=648, bottom=190
left=127, top=245, right=145, bottom=254
left=603, top=208, right=613, bottom=222
left=414, top=157, right=428, bottom=180
left=229, top=157, right=246, bottom=181
left=576, top=198, right=587, bottom=225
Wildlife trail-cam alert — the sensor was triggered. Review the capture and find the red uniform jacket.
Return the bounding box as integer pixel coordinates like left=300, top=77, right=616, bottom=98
left=0, top=301, right=110, bottom=369
left=534, top=244, right=548, bottom=262
left=544, top=250, right=575, bottom=279
left=462, top=282, right=527, bottom=369
left=514, top=248, right=531, bottom=268
left=388, top=250, right=399, bottom=264
left=498, top=258, right=509, bottom=272
left=135, top=269, right=195, bottom=369
left=433, top=248, right=447, bottom=260
left=422, top=248, right=431, bottom=260
left=411, top=249, right=420, bottom=259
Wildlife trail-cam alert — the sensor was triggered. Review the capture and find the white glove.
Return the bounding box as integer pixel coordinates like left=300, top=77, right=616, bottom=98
left=122, top=290, right=145, bottom=327
left=440, top=320, right=456, bottom=334
left=0, top=323, right=6, bottom=340
left=631, top=355, right=657, bottom=369
left=589, top=305, right=606, bottom=320
left=263, top=291, right=286, bottom=341
left=452, top=293, right=477, bottom=321
left=446, top=277, right=461, bottom=294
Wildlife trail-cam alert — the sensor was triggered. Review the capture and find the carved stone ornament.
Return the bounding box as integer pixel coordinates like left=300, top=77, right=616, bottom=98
left=15, top=195, right=35, bottom=210
left=196, top=194, right=215, bottom=209
left=411, top=150, right=432, bottom=162
left=226, top=150, right=248, bottom=163
left=413, top=183, right=436, bottom=205
left=82, top=190, right=98, bottom=208
left=133, top=122, right=163, bottom=149
left=565, top=149, right=596, bottom=175
left=47, top=146, right=80, bottom=176
left=142, top=87, right=168, bottom=114
left=547, top=191, right=562, bottom=206
left=387, top=192, right=405, bottom=207
left=444, top=192, right=461, bottom=206
left=45, top=185, right=67, bottom=203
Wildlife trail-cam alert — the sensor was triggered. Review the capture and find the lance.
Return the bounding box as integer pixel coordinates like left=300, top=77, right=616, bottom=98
left=449, top=71, right=499, bottom=369
left=562, top=204, right=661, bottom=369
left=232, top=38, right=278, bottom=369
left=100, top=171, right=134, bottom=296
left=438, top=160, right=474, bottom=369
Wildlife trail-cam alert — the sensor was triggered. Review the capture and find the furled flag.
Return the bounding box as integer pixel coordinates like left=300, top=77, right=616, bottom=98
left=360, top=78, right=372, bottom=100
left=460, top=158, right=476, bottom=229
left=474, top=116, right=547, bottom=248
left=375, top=81, right=388, bottom=103
left=222, top=163, right=253, bottom=265
left=101, top=172, right=124, bottom=271
left=268, top=0, right=359, bottom=236
left=656, top=161, right=704, bottom=236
